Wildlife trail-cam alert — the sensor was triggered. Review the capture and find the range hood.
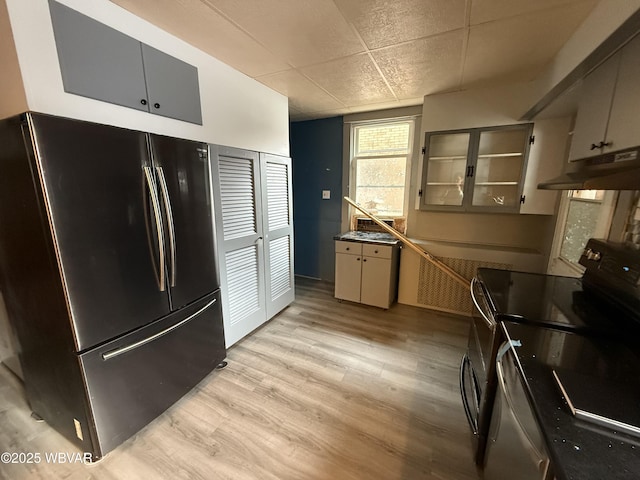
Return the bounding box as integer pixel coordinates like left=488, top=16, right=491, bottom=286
left=538, top=146, right=640, bottom=190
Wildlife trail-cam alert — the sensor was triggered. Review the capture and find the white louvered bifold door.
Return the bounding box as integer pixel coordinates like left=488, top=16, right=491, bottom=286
left=260, top=153, right=295, bottom=319
left=210, top=146, right=266, bottom=347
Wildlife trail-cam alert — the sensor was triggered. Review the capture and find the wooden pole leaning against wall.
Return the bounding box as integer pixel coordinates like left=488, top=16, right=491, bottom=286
left=343, top=197, right=471, bottom=289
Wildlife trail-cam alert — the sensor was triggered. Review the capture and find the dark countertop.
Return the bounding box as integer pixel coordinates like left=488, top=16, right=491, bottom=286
left=477, top=268, right=625, bottom=335
left=334, top=231, right=400, bottom=245
left=501, top=321, right=640, bottom=480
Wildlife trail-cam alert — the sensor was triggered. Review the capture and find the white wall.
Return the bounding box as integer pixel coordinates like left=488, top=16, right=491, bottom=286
left=420, top=81, right=540, bottom=132
left=4, top=0, right=289, bottom=156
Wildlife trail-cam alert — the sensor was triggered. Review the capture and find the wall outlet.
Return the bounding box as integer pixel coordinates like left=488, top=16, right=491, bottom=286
left=322, top=190, right=331, bottom=199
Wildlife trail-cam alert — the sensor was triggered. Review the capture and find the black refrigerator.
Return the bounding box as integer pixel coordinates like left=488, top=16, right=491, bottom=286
left=0, top=112, right=226, bottom=458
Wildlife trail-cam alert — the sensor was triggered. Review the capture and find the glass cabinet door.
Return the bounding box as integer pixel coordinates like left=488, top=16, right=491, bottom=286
left=423, top=132, right=470, bottom=207
left=471, top=127, right=529, bottom=209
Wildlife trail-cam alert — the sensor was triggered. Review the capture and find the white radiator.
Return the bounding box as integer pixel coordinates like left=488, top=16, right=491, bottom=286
left=417, top=257, right=511, bottom=316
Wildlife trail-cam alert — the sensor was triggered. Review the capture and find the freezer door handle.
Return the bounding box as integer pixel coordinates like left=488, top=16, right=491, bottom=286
left=101, top=298, right=217, bottom=360
left=156, top=166, right=177, bottom=287
left=144, top=166, right=166, bottom=292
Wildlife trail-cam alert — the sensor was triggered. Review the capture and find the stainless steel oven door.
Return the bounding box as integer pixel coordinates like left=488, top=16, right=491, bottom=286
left=461, top=276, right=501, bottom=465
left=484, top=345, right=553, bottom=480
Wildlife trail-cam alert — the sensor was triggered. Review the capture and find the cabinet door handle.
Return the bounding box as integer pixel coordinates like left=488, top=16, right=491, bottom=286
left=600, top=141, right=611, bottom=148
left=346, top=247, right=350, bottom=251
left=590, top=143, right=599, bottom=150
left=140, top=99, right=148, bottom=106
left=154, top=103, right=161, bottom=109
left=374, top=250, right=378, bottom=254
left=363, top=258, right=367, bottom=262
left=356, top=257, right=360, bottom=261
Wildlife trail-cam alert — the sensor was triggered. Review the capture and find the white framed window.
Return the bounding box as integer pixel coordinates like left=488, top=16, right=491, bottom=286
left=350, top=119, right=414, bottom=218
left=548, top=189, right=617, bottom=276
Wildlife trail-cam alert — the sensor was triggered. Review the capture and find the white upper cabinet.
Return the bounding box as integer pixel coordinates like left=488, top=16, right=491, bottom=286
left=520, top=117, right=571, bottom=215
left=568, top=52, right=620, bottom=161
left=569, top=33, right=640, bottom=161
left=604, top=33, right=640, bottom=155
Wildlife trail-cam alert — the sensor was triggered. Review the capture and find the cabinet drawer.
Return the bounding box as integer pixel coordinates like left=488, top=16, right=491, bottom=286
left=336, top=240, right=362, bottom=255
left=362, top=243, right=392, bottom=259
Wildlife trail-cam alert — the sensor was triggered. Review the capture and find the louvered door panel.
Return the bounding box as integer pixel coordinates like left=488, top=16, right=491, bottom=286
left=210, top=146, right=266, bottom=347
left=266, top=162, right=290, bottom=231
left=225, top=246, right=260, bottom=324
left=269, top=236, right=291, bottom=301
left=219, top=158, right=257, bottom=241
left=261, top=153, right=295, bottom=318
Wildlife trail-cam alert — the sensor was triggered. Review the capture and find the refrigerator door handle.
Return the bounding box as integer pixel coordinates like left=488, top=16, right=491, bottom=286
left=101, top=298, right=217, bottom=360
left=156, top=166, right=177, bottom=287
left=143, top=166, right=166, bottom=291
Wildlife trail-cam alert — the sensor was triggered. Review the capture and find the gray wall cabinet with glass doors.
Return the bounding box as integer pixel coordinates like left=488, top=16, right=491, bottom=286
left=419, top=124, right=534, bottom=213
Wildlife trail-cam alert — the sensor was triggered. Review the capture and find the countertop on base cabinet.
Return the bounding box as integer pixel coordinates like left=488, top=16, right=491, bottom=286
left=334, top=233, right=400, bottom=309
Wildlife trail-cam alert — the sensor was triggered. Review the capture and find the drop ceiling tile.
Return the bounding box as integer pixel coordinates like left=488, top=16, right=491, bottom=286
left=257, top=69, right=345, bottom=113
left=372, top=30, right=465, bottom=99
left=470, top=0, right=598, bottom=26
left=335, top=0, right=467, bottom=49
left=463, top=2, right=597, bottom=85
left=203, top=0, right=364, bottom=67
left=111, top=0, right=289, bottom=77
left=301, top=54, right=395, bottom=107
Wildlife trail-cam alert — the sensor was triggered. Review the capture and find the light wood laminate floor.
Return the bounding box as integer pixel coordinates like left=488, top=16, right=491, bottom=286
left=0, top=277, right=481, bottom=480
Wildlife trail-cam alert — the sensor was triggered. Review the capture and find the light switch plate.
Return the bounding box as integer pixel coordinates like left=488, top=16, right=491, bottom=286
left=322, top=190, right=331, bottom=199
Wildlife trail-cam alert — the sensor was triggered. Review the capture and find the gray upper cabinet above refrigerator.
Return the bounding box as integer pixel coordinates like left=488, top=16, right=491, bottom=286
left=49, top=1, right=202, bottom=125
left=142, top=45, right=202, bottom=125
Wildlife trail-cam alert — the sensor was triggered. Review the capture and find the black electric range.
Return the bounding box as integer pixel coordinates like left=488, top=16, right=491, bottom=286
left=477, top=269, right=640, bottom=336
left=461, top=238, right=640, bottom=470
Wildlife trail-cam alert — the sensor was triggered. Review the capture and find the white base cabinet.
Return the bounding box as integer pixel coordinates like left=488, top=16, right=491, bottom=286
left=334, top=240, right=399, bottom=309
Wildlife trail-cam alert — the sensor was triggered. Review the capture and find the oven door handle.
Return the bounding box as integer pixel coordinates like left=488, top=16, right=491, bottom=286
left=471, top=277, right=496, bottom=329
left=460, top=354, right=479, bottom=435
left=496, top=350, right=546, bottom=462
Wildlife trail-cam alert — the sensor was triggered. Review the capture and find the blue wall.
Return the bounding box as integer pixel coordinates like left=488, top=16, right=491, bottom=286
left=290, top=116, right=343, bottom=281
